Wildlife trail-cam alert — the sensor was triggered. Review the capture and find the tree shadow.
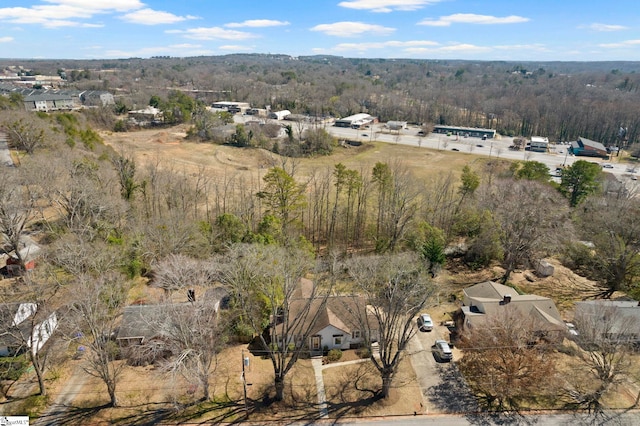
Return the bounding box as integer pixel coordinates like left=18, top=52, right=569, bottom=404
left=426, top=363, right=478, bottom=414
left=36, top=402, right=112, bottom=426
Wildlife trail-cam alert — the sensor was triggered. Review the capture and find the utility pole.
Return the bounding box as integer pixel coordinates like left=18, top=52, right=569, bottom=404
left=242, top=350, right=248, bottom=415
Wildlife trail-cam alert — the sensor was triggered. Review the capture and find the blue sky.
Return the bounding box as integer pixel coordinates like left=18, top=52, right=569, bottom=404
left=1, top=0, right=639, bottom=61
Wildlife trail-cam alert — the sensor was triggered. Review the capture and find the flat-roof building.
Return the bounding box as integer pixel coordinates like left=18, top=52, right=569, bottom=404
left=528, top=136, right=549, bottom=152
left=211, top=101, right=250, bottom=114
left=335, top=113, right=376, bottom=128
left=433, top=125, right=496, bottom=139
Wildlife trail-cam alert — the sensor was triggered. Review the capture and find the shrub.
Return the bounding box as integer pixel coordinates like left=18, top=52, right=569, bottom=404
left=356, top=347, right=371, bottom=359
left=327, top=349, right=342, bottom=362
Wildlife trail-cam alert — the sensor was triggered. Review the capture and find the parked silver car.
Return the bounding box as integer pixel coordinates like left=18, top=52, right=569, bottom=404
left=432, top=339, right=453, bottom=362
left=417, top=313, right=433, bottom=332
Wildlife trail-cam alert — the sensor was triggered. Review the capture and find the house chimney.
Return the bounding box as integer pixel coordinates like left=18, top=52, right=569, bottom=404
left=503, top=294, right=512, bottom=304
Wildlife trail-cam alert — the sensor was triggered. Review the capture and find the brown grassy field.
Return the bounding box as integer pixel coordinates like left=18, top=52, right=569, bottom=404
left=100, top=125, right=494, bottom=184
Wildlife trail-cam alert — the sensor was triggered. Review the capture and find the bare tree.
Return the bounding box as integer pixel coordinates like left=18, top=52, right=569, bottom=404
left=457, top=306, right=559, bottom=411
left=565, top=302, right=640, bottom=415
left=0, top=168, right=37, bottom=269
left=371, top=161, right=420, bottom=252
left=3, top=118, right=45, bottom=154
left=150, top=254, right=217, bottom=296
left=344, top=252, right=433, bottom=399
left=153, top=301, right=228, bottom=401
left=478, top=178, right=570, bottom=283
left=573, top=194, right=640, bottom=298
left=68, top=273, right=130, bottom=407
left=219, top=243, right=328, bottom=401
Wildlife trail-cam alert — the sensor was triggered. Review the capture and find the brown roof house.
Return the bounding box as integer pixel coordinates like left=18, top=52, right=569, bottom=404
left=459, top=281, right=566, bottom=342
left=276, top=278, right=378, bottom=356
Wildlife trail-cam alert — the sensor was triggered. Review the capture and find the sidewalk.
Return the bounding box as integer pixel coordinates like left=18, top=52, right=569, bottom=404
left=310, top=354, right=376, bottom=420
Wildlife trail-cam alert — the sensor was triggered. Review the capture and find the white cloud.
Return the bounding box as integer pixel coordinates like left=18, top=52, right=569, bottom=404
left=418, top=13, right=529, bottom=26
left=311, top=21, right=395, bottom=37
left=0, top=0, right=145, bottom=28
left=0, top=36, right=13, bottom=42
left=121, top=9, right=197, bottom=25
left=598, top=40, right=640, bottom=48
left=334, top=40, right=438, bottom=51
left=219, top=45, right=254, bottom=51
left=493, top=43, right=549, bottom=52
left=101, top=42, right=214, bottom=58
left=42, top=1, right=144, bottom=11
left=338, top=0, right=441, bottom=13
left=225, top=19, right=289, bottom=28
left=169, top=27, right=257, bottom=41
left=584, top=23, right=628, bottom=32
left=438, top=43, right=491, bottom=52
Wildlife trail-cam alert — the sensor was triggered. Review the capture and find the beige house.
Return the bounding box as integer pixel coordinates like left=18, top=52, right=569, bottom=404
left=276, top=278, right=378, bottom=355
left=459, top=281, right=565, bottom=342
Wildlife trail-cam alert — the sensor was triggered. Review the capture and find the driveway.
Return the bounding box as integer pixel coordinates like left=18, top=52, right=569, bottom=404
left=407, top=321, right=477, bottom=415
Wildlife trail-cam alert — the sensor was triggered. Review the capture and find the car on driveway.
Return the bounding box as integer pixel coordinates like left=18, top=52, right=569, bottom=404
left=602, top=163, right=614, bottom=168
left=432, top=340, right=453, bottom=362
left=417, top=313, right=433, bottom=332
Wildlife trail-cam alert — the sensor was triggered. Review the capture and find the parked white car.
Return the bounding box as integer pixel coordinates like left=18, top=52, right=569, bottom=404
left=417, top=313, right=433, bottom=332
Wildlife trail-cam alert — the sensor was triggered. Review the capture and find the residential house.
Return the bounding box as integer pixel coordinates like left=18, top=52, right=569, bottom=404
left=117, top=287, right=229, bottom=347
left=0, top=302, right=58, bottom=357
left=458, top=281, right=565, bottom=342
left=574, top=300, right=640, bottom=343
left=79, top=90, right=115, bottom=107
left=276, top=278, right=377, bottom=355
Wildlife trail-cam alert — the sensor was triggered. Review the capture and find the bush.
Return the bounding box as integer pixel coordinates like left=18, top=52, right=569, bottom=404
left=326, top=349, right=342, bottom=362
left=356, top=347, right=371, bottom=359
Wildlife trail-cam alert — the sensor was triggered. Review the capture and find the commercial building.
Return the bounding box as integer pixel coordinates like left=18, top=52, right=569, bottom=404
left=528, top=136, right=549, bottom=152
left=211, top=101, right=250, bottom=114
left=570, top=137, right=609, bottom=159
left=268, top=110, right=291, bottom=120
left=334, top=113, right=377, bottom=129
left=433, top=125, right=496, bottom=139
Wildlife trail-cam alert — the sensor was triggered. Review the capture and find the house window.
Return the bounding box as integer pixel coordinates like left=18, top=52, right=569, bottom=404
left=352, top=330, right=361, bottom=339
left=334, top=335, right=343, bottom=346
